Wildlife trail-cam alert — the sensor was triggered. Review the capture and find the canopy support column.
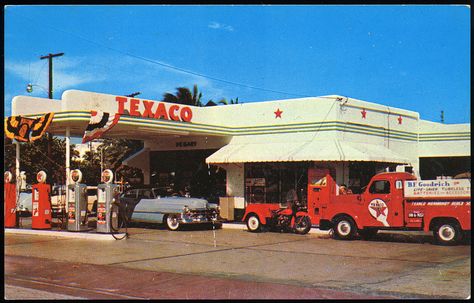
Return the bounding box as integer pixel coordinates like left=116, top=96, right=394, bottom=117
left=65, top=127, right=71, bottom=188
left=15, top=140, right=20, bottom=193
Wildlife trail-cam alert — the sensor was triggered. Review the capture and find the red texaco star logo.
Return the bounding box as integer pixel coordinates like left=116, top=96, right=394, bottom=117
left=274, top=108, right=283, bottom=118
left=370, top=204, right=387, bottom=217
left=397, top=115, right=403, bottom=124
left=361, top=109, right=367, bottom=119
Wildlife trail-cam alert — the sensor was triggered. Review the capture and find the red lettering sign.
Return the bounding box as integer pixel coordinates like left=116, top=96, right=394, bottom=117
left=142, top=100, right=155, bottom=118
left=180, top=107, right=193, bottom=122
left=169, top=105, right=180, bottom=121
left=116, top=96, right=128, bottom=114
left=129, top=99, right=140, bottom=116
left=154, top=103, right=169, bottom=120
left=114, top=96, right=193, bottom=122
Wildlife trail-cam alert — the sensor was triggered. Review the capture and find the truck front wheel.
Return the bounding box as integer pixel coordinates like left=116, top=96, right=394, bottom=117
left=333, top=216, right=357, bottom=240
left=246, top=214, right=262, bottom=232
left=434, top=222, right=462, bottom=245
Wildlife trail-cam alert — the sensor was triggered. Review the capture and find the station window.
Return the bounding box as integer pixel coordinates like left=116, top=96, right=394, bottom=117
left=124, top=189, right=138, bottom=198
left=244, top=162, right=308, bottom=204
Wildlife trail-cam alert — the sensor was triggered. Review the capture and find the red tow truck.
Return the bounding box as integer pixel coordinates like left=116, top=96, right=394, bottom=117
left=243, top=169, right=471, bottom=245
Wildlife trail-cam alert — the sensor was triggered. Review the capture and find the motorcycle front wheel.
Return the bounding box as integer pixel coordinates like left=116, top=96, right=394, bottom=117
left=294, top=216, right=311, bottom=235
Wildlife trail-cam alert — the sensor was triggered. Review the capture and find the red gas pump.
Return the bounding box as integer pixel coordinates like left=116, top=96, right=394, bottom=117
left=4, top=171, right=17, bottom=228
left=31, top=170, right=52, bottom=229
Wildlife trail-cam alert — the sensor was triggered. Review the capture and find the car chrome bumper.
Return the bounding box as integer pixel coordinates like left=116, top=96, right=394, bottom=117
left=180, top=210, right=221, bottom=224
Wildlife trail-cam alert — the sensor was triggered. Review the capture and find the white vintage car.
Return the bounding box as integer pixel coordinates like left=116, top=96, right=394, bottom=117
left=120, top=188, right=221, bottom=231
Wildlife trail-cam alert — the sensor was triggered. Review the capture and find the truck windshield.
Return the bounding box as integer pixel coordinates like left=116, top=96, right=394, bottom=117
left=369, top=180, right=390, bottom=194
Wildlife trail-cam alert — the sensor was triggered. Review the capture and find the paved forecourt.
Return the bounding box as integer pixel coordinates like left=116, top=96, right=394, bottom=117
left=4, top=225, right=471, bottom=299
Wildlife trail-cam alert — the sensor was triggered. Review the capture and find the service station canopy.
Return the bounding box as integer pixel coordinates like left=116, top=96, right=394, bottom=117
left=8, top=89, right=470, bottom=164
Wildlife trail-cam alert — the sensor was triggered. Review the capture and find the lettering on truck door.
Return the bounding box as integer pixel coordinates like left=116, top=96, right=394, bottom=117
left=365, top=179, right=404, bottom=227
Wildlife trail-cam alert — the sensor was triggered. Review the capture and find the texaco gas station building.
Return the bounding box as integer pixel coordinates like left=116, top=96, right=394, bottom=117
left=9, top=90, right=471, bottom=207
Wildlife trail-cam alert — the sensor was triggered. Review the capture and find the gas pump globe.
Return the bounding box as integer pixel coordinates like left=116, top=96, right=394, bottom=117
left=36, top=170, right=47, bottom=183
left=5, top=171, right=13, bottom=183
left=96, top=169, right=120, bottom=233
left=67, top=169, right=89, bottom=232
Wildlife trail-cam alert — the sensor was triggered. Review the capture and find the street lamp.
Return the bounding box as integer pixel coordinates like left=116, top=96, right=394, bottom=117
left=26, top=83, right=49, bottom=94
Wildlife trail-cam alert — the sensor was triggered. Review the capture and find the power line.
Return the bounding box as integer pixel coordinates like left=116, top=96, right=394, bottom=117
left=16, top=14, right=311, bottom=99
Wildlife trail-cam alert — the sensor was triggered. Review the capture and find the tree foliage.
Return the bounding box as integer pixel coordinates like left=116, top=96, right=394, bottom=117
left=3, top=136, right=143, bottom=186
left=71, top=138, right=144, bottom=185
left=3, top=135, right=79, bottom=185
left=162, top=84, right=240, bottom=107
left=162, top=84, right=203, bottom=106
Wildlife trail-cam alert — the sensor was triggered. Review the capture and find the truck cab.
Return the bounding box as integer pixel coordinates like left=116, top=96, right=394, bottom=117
left=310, top=172, right=415, bottom=232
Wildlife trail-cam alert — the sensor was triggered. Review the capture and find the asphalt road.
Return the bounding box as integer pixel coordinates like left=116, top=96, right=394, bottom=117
left=4, top=223, right=471, bottom=299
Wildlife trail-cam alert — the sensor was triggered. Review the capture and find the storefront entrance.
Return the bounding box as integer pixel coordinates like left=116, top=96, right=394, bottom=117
left=149, top=150, right=226, bottom=203
left=244, top=162, right=308, bottom=205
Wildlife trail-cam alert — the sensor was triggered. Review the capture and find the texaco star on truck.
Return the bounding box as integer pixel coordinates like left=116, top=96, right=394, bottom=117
left=243, top=170, right=471, bottom=245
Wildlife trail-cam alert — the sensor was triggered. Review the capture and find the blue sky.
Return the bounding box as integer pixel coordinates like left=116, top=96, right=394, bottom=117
left=4, top=5, right=471, bottom=124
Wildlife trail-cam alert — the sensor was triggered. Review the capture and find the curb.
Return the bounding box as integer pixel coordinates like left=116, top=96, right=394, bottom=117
left=4, top=228, right=124, bottom=241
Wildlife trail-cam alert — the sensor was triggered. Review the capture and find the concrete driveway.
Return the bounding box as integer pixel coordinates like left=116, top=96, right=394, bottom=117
left=4, top=223, right=471, bottom=299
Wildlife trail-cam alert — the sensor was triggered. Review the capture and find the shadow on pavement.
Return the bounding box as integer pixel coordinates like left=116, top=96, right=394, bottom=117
left=126, top=221, right=222, bottom=231
left=355, top=232, right=471, bottom=246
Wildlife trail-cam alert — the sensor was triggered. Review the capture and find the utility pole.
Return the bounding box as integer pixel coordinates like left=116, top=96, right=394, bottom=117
left=40, top=52, right=64, bottom=163
left=40, top=52, right=64, bottom=99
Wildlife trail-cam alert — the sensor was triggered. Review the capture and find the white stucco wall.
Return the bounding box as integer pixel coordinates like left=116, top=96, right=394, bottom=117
left=8, top=89, right=470, bottom=194
left=223, top=164, right=245, bottom=198
left=12, top=96, right=62, bottom=116
left=418, top=120, right=470, bottom=157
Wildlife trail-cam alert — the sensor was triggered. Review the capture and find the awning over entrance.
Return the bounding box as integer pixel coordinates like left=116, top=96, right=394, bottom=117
left=206, top=134, right=410, bottom=164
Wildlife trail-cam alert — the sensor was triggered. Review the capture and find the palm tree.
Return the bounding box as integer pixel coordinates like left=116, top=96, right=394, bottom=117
left=215, top=97, right=239, bottom=105
left=162, top=85, right=203, bottom=106
left=204, top=100, right=218, bottom=107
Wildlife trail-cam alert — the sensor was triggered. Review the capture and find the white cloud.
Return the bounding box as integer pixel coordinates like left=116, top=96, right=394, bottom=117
left=5, top=53, right=233, bottom=106
left=208, top=21, right=234, bottom=32
left=5, top=57, right=104, bottom=93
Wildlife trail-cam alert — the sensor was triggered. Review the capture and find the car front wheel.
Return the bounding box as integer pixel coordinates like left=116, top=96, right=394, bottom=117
left=165, top=215, right=181, bottom=231
left=246, top=214, right=262, bottom=232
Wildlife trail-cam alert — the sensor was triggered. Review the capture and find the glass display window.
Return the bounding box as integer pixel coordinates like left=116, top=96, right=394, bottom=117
left=245, top=162, right=308, bottom=204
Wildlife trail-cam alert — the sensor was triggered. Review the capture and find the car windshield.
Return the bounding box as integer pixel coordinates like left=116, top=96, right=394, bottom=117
left=152, top=188, right=170, bottom=197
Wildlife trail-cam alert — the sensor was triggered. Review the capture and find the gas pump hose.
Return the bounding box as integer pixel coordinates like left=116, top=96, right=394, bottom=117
left=110, top=200, right=128, bottom=240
